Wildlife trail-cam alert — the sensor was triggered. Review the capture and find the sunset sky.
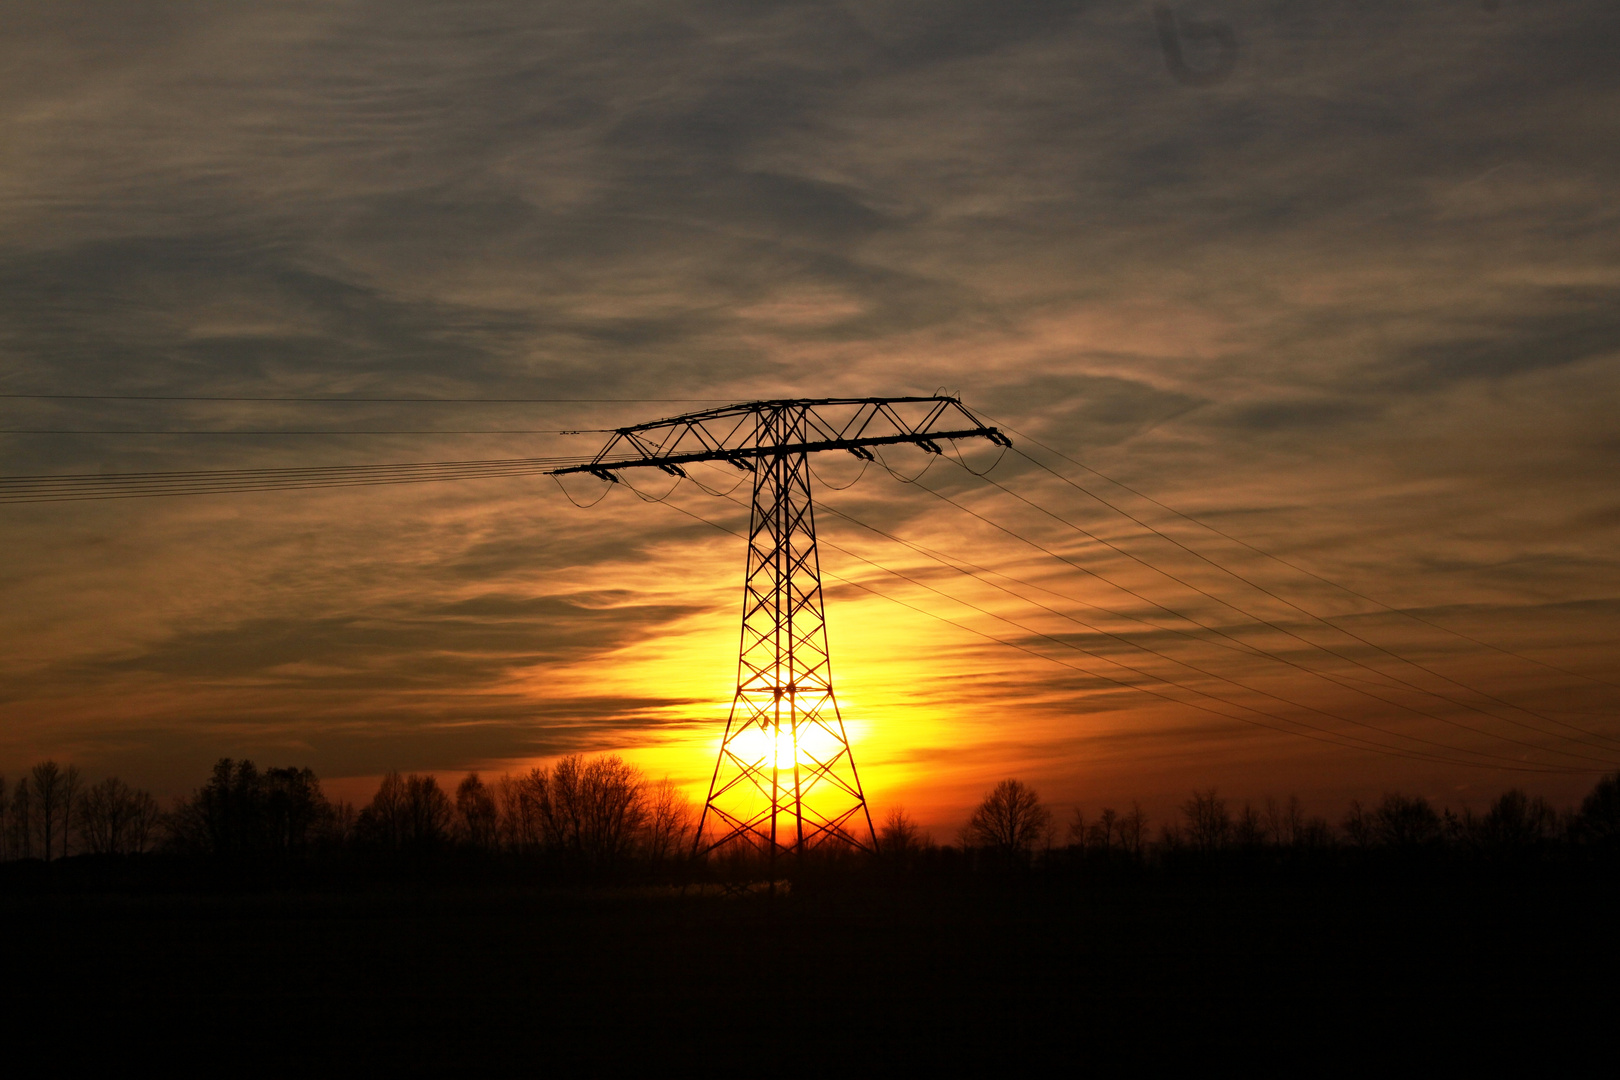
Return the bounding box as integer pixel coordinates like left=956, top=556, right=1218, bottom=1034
left=2, top=1, right=1617, bottom=833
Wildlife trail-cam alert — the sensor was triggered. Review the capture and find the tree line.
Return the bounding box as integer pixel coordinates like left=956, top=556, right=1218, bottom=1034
left=890, top=773, right=1620, bottom=866
left=5, top=756, right=1620, bottom=872
left=0, top=754, right=696, bottom=869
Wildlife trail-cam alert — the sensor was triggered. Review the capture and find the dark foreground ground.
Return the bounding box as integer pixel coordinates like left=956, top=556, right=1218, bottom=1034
left=3, top=862, right=1615, bottom=1069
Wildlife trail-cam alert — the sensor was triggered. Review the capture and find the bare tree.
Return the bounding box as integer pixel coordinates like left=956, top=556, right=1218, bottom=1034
left=1090, top=808, right=1119, bottom=854
left=966, top=779, right=1050, bottom=856
left=1342, top=799, right=1372, bottom=848
left=455, top=772, right=498, bottom=850
left=1181, top=788, right=1231, bottom=854
left=1066, top=808, right=1087, bottom=849
left=642, top=777, right=694, bottom=863
left=30, top=761, right=66, bottom=861
left=356, top=771, right=408, bottom=852
left=1472, top=788, right=1558, bottom=853
left=1577, top=772, right=1620, bottom=849
left=0, top=776, right=7, bottom=860
left=60, top=765, right=81, bottom=858
left=79, top=778, right=139, bottom=855
left=1265, top=795, right=1305, bottom=848
left=496, top=768, right=548, bottom=854
left=128, top=788, right=162, bottom=854
left=9, top=778, right=31, bottom=859
left=329, top=800, right=357, bottom=849
left=1119, top=802, right=1149, bottom=858
left=1370, top=793, right=1442, bottom=849
left=403, top=774, right=452, bottom=849
left=261, top=767, right=333, bottom=855
left=78, top=778, right=162, bottom=856
left=1299, top=816, right=1335, bottom=850
left=542, top=755, right=646, bottom=866
left=1234, top=802, right=1267, bottom=849
left=878, top=806, right=924, bottom=859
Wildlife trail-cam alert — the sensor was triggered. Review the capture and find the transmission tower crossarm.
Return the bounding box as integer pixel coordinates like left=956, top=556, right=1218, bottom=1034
left=547, top=396, right=1009, bottom=477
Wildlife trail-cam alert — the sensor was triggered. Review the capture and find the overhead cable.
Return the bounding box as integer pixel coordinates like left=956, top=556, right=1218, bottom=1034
left=951, top=460, right=1620, bottom=761
left=881, top=460, right=1620, bottom=768
left=998, top=444, right=1620, bottom=749
left=985, top=414, right=1620, bottom=693
left=644, top=486, right=1589, bottom=774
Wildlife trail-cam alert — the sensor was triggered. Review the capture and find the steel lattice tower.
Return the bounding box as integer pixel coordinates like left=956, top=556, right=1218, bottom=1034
left=551, top=397, right=1009, bottom=859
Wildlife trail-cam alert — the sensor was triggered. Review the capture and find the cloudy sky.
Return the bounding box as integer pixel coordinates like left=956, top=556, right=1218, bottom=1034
left=2, top=0, right=1617, bottom=829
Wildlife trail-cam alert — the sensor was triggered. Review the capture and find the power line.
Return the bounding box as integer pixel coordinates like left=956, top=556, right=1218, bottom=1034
left=951, top=459, right=1620, bottom=761
left=0, top=394, right=734, bottom=403
left=998, top=444, right=1620, bottom=751
left=636, top=468, right=1591, bottom=771
left=880, top=458, right=1620, bottom=768
left=640, top=482, right=1587, bottom=774
left=810, top=499, right=1582, bottom=771
left=0, top=455, right=591, bottom=502
left=0, top=429, right=598, bottom=435
left=985, top=413, right=1620, bottom=693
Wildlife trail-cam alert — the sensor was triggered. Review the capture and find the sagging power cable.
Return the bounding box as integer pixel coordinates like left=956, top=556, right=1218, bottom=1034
left=645, top=484, right=1589, bottom=774
left=985, top=413, right=1620, bottom=694
left=877, top=459, right=1620, bottom=768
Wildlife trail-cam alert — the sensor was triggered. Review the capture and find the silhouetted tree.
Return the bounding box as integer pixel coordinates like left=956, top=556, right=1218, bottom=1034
left=642, top=777, right=695, bottom=863
left=1342, top=800, right=1372, bottom=849
left=879, top=806, right=924, bottom=859
left=1234, top=802, right=1266, bottom=849
left=455, top=772, right=498, bottom=850
left=1471, top=789, right=1558, bottom=854
left=1265, top=795, right=1304, bottom=847
left=403, top=774, right=452, bottom=849
left=1576, top=772, right=1620, bottom=850
left=1370, top=793, right=1442, bottom=849
left=1298, top=816, right=1335, bottom=850
left=60, top=765, right=81, bottom=858
left=330, top=800, right=357, bottom=848
left=0, top=776, right=7, bottom=860
left=169, top=759, right=333, bottom=858
left=494, top=768, right=548, bottom=853
left=30, top=761, right=70, bottom=861
left=358, top=771, right=408, bottom=851
left=9, top=777, right=31, bottom=859
left=1120, top=802, right=1149, bottom=858
left=78, top=777, right=161, bottom=855
left=1090, top=808, right=1119, bottom=854
left=354, top=771, right=452, bottom=852
left=261, top=767, right=333, bottom=856
left=1066, top=808, right=1087, bottom=849
left=168, top=759, right=267, bottom=857
left=542, top=755, right=647, bottom=866
left=1181, top=789, right=1231, bottom=854
left=967, top=779, right=1050, bottom=857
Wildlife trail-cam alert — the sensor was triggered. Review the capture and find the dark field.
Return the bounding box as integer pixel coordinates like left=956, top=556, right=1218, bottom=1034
left=4, top=864, right=1614, bottom=1068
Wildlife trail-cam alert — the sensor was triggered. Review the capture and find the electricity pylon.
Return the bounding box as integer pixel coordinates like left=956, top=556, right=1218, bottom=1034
left=551, top=398, right=1009, bottom=858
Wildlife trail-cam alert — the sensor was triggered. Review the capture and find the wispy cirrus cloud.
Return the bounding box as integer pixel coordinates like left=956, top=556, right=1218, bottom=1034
left=1, top=0, right=1617, bottom=823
